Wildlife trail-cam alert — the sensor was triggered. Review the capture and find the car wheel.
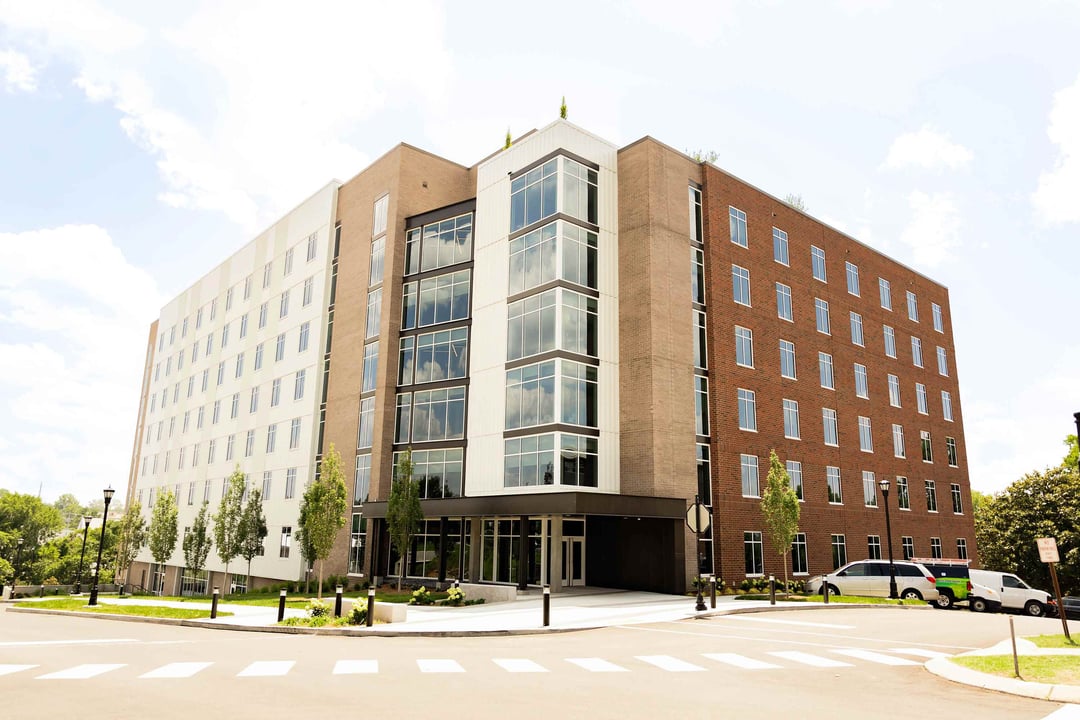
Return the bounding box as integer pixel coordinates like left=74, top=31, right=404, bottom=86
left=1025, top=600, right=1046, bottom=617
left=936, top=592, right=953, bottom=609
left=971, top=597, right=989, bottom=613
left=901, top=589, right=923, bottom=601
left=827, top=584, right=841, bottom=597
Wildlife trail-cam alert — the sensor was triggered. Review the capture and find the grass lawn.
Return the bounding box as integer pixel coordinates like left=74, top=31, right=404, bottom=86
left=734, top=593, right=925, bottom=606
left=129, top=590, right=446, bottom=606
left=1028, top=634, right=1080, bottom=649
left=952, top=655, right=1080, bottom=684
left=17, top=598, right=232, bottom=619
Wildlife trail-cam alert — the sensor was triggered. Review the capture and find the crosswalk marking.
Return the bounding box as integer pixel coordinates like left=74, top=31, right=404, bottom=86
left=768, top=651, right=852, bottom=668
left=702, top=653, right=781, bottom=670
left=494, top=658, right=548, bottom=673
left=565, top=657, right=628, bottom=673
left=36, top=663, right=126, bottom=680
left=417, top=659, right=464, bottom=673
left=0, top=664, right=37, bottom=677
left=333, top=660, right=378, bottom=675
left=237, top=661, right=294, bottom=677
left=832, top=649, right=920, bottom=666
left=636, top=655, right=706, bottom=672
left=888, top=647, right=951, bottom=659
left=139, top=662, right=213, bottom=679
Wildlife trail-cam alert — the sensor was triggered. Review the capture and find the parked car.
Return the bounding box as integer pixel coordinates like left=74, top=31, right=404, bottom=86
left=1048, top=596, right=1080, bottom=620
left=805, top=560, right=939, bottom=602
left=915, top=558, right=1002, bottom=612
left=969, top=569, right=1051, bottom=617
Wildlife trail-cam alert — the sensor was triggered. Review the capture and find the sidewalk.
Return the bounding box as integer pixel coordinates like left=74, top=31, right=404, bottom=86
left=926, top=637, right=1080, bottom=703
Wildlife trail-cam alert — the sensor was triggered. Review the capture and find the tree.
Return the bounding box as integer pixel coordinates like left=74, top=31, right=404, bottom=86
left=237, top=486, right=267, bottom=593
left=386, top=448, right=423, bottom=591
left=560, top=96, right=567, bottom=119
left=784, top=193, right=808, bottom=212
left=148, top=490, right=178, bottom=594
left=1065, top=434, right=1078, bottom=471
left=299, top=527, right=317, bottom=595
left=688, top=149, right=719, bottom=164
left=53, top=493, right=87, bottom=530
left=182, top=503, right=212, bottom=594
left=213, top=467, right=246, bottom=584
left=115, top=504, right=147, bottom=588
left=504, top=128, right=512, bottom=149
left=760, top=450, right=800, bottom=593
left=297, top=443, right=348, bottom=599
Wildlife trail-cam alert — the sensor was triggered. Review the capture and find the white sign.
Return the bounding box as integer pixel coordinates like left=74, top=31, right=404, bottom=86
left=1037, top=537, right=1060, bottom=564
left=686, top=503, right=711, bottom=534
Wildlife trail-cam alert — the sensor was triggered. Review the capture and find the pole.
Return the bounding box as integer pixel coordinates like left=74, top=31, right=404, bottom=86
left=1049, top=562, right=1071, bottom=642
left=769, top=574, right=776, bottom=605
left=88, top=490, right=113, bottom=606
left=334, top=585, right=343, bottom=618
left=366, top=587, right=375, bottom=627
left=210, top=587, right=219, bottom=619
left=277, top=589, right=287, bottom=623
left=693, top=495, right=706, bottom=612
left=1009, top=616, right=1021, bottom=678
left=74, top=518, right=92, bottom=594
left=710, top=577, right=716, bottom=609
left=823, top=579, right=830, bottom=604
left=543, top=585, right=550, bottom=627
left=882, top=484, right=898, bottom=599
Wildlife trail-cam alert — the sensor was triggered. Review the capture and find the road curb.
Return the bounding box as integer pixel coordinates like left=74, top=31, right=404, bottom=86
left=925, top=654, right=1080, bottom=702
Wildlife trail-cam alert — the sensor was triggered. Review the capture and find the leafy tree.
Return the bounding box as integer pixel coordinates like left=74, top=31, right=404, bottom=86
left=297, top=444, right=347, bottom=599
left=237, top=486, right=267, bottom=593
left=115, top=504, right=147, bottom=588
left=53, top=493, right=88, bottom=531
left=760, top=450, right=800, bottom=592
left=0, top=491, right=64, bottom=565
left=387, top=448, right=423, bottom=591
left=213, top=468, right=246, bottom=583
left=784, top=193, right=808, bottom=212
left=560, top=96, right=567, bottom=119
left=1065, top=434, right=1078, bottom=471
left=299, top=527, right=317, bottom=595
left=970, top=490, right=993, bottom=514
left=182, top=503, right=213, bottom=593
left=504, top=128, right=512, bottom=149
left=148, top=490, right=178, bottom=594
left=688, top=149, right=719, bottom=164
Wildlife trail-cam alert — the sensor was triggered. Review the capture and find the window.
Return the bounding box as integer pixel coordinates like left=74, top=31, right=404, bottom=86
left=226, top=287, right=234, bottom=312
left=187, top=377, right=194, bottom=398
left=262, top=471, right=272, bottom=499
left=942, top=391, right=953, bottom=421
left=786, top=460, right=803, bottom=500
left=779, top=340, right=796, bottom=379
left=823, top=408, right=838, bottom=446
left=504, top=360, right=556, bottom=430
left=892, top=424, right=906, bottom=458
left=284, top=247, right=294, bottom=276
left=409, top=270, right=471, bottom=330
left=732, top=265, right=751, bottom=306
left=792, top=533, right=808, bottom=574
left=815, top=298, right=830, bottom=334
left=207, top=440, right=216, bottom=465
left=276, top=333, right=286, bottom=362
left=850, top=312, right=864, bottom=346
left=196, top=308, right=204, bottom=330
left=925, top=480, right=938, bottom=512
left=819, top=352, right=834, bottom=390
left=266, top=424, right=276, bottom=453
left=196, top=406, right=204, bottom=429
left=398, top=387, right=467, bottom=442
left=279, top=290, right=289, bottom=319
left=254, top=343, right=263, bottom=371
left=729, top=206, right=748, bottom=247
left=897, top=476, right=910, bottom=510
left=737, top=388, right=756, bottom=432
left=289, top=418, right=301, bottom=449
left=773, top=227, right=789, bottom=265
left=279, top=526, right=292, bottom=558
left=854, top=363, right=868, bottom=399
left=783, top=399, right=801, bottom=439
left=907, top=291, right=919, bottom=322
left=695, top=376, right=710, bottom=435
left=697, top=444, right=711, bottom=505
left=957, top=538, right=969, bottom=560
left=239, top=314, right=248, bottom=340
left=868, top=535, right=882, bottom=560
left=245, top=429, right=255, bottom=458
left=951, top=483, right=963, bottom=514
left=358, top=397, right=374, bottom=448
left=776, top=282, right=793, bottom=321
left=192, top=341, right=198, bottom=364
left=811, top=245, right=827, bottom=282
left=303, top=277, right=314, bottom=307
left=235, top=352, right=244, bottom=378
left=863, top=471, right=877, bottom=507
left=561, top=158, right=598, bottom=225
left=249, top=387, right=259, bottom=413
left=509, top=220, right=597, bottom=295
left=503, top=434, right=556, bottom=488
left=831, top=534, right=847, bottom=570
left=858, top=416, right=873, bottom=452
left=693, top=311, right=707, bottom=369
left=362, top=342, right=379, bottom=393
left=735, top=327, right=754, bottom=368
left=879, top=278, right=892, bottom=310
left=689, top=186, right=703, bottom=243
left=263, top=262, right=272, bottom=289
left=930, top=537, right=943, bottom=559
left=691, top=248, right=705, bottom=304
left=510, top=158, right=558, bottom=232
left=354, top=455, right=372, bottom=504
left=911, top=337, right=923, bottom=367
left=403, top=447, right=466, bottom=497
left=366, top=289, right=382, bottom=339
left=916, top=383, right=928, bottom=414
left=744, top=531, right=764, bottom=575
left=210, top=299, right=217, bottom=321
left=946, top=437, right=958, bottom=467
left=372, top=195, right=389, bottom=237
left=846, top=262, right=860, bottom=296
left=937, top=347, right=949, bottom=377
left=403, top=327, right=468, bottom=385
left=741, top=454, right=760, bottom=497
left=921, top=430, right=933, bottom=462
left=226, top=434, right=234, bottom=461
left=932, top=303, right=944, bottom=333
left=883, top=325, right=897, bottom=358
left=212, top=400, right=221, bottom=424
left=294, top=369, right=306, bottom=401
left=221, top=324, right=229, bottom=349
left=902, top=536, right=914, bottom=560
left=258, top=301, right=268, bottom=330
left=201, top=369, right=209, bottom=392
left=285, top=468, right=297, bottom=499
left=271, top=378, right=281, bottom=407
left=827, top=466, right=843, bottom=504
left=887, top=374, right=901, bottom=407
left=230, top=393, right=239, bottom=419
left=560, top=361, right=598, bottom=427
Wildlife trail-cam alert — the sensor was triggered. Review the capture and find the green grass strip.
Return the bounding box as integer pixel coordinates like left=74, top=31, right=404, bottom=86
left=952, top=655, right=1080, bottom=684
left=17, top=598, right=232, bottom=619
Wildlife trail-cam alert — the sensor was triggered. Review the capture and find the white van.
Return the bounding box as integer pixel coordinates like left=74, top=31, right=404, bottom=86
left=969, top=569, right=1051, bottom=617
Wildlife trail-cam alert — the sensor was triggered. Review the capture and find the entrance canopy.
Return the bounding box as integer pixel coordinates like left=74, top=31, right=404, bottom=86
left=360, top=491, right=687, bottom=520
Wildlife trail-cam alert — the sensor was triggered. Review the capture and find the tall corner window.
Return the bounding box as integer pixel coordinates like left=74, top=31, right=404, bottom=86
left=729, top=206, right=748, bottom=248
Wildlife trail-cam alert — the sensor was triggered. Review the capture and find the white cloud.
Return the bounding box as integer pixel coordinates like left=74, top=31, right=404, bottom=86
left=898, top=190, right=962, bottom=267
left=1033, top=71, right=1080, bottom=225
left=883, top=125, right=973, bottom=171
left=0, top=48, right=36, bottom=92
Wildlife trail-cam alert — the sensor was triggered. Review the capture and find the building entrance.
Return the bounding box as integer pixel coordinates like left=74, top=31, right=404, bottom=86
left=562, top=537, right=585, bottom=587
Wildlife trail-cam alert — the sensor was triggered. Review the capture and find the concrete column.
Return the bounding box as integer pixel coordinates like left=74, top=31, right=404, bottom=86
left=516, top=515, right=529, bottom=590
left=468, top=517, right=482, bottom=582
left=550, top=516, right=564, bottom=594
left=437, top=516, right=448, bottom=583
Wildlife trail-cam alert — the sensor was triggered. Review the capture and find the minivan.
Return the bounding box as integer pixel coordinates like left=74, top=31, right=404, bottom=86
left=808, top=560, right=939, bottom=602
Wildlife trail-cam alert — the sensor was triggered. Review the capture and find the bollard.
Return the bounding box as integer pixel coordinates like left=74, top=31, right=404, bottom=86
left=543, top=585, right=550, bottom=627
left=710, top=577, right=717, bottom=609
left=822, top=580, right=830, bottom=604
left=769, top=575, right=776, bottom=605
left=210, top=587, right=219, bottom=619
left=335, top=586, right=343, bottom=618
left=277, top=589, right=287, bottom=623
left=366, top=587, right=375, bottom=627
left=1009, top=617, right=1021, bottom=678
left=119, top=583, right=125, bottom=598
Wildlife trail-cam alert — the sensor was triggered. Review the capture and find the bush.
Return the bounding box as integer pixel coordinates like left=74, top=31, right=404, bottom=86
left=409, top=586, right=434, bottom=606
left=346, top=602, right=368, bottom=625
left=739, top=579, right=751, bottom=592
left=438, top=586, right=465, bottom=606
left=307, top=599, right=331, bottom=618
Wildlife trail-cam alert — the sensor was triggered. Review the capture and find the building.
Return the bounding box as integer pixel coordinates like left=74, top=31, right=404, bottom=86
left=125, top=119, right=976, bottom=596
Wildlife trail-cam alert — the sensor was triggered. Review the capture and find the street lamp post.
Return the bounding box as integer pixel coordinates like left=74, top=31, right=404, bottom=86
left=878, top=478, right=898, bottom=599
left=1073, top=412, right=1080, bottom=455
left=88, top=487, right=115, bottom=606
left=73, top=516, right=93, bottom=594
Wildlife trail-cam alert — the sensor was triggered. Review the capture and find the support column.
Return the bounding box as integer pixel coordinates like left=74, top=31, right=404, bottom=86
left=367, top=518, right=381, bottom=584
left=437, top=516, right=448, bottom=584
left=468, top=517, right=482, bottom=582
left=550, top=516, right=564, bottom=594
left=517, top=515, right=529, bottom=591
left=458, top=519, right=468, bottom=580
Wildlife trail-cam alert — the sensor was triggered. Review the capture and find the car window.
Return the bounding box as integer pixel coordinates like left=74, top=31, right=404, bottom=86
left=1003, top=575, right=1022, bottom=589
left=868, top=563, right=890, bottom=576
left=896, top=564, right=922, bottom=577
left=842, top=564, right=867, bottom=577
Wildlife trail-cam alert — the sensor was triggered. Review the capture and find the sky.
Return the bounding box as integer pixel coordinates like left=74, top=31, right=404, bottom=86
left=1, top=0, right=1079, bottom=504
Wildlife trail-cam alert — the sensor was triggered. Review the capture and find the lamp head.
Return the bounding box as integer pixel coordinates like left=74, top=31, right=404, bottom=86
left=17, top=537, right=23, bottom=546
left=83, top=516, right=93, bottom=528
left=103, top=486, right=115, bottom=504
left=878, top=478, right=890, bottom=493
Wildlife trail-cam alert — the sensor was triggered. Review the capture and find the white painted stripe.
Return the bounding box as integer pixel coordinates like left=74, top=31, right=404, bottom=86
left=768, top=651, right=852, bottom=668
left=139, top=662, right=213, bottom=679
left=417, top=659, right=464, bottom=673
left=720, top=616, right=855, bottom=630
left=0, top=639, right=136, bottom=647
left=635, top=655, right=706, bottom=672
left=0, top=664, right=37, bottom=676
left=333, top=660, right=378, bottom=675
left=832, top=649, right=920, bottom=666
left=565, top=657, right=628, bottom=673
left=36, top=663, right=126, bottom=680
left=888, top=647, right=951, bottom=659
left=702, top=653, right=781, bottom=670
left=1040, top=705, right=1080, bottom=720
left=493, top=658, right=548, bottom=673
left=237, top=661, right=294, bottom=677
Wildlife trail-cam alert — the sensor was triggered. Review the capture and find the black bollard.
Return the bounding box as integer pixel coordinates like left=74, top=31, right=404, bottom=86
left=543, top=585, right=550, bottom=627
left=822, top=580, right=830, bottom=604
left=334, top=586, right=343, bottom=618
left=769, top=575, right=776, bottom=605
left=210, top=587, right=219, bottom=619
left=710, top=577, right=717, bottom=609
left=277, top=589, right=287, bottom=622
left=366, top=587, right=375, bottom=627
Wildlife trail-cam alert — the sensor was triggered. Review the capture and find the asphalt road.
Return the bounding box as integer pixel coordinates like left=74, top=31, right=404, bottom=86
left=1, top=605, right=1073, bottom=719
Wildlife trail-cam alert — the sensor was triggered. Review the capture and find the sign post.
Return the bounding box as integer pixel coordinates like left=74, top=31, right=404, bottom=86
left=1037, top=537, right=1070, bottom=642
left=686, top=495, right=711, bottom=612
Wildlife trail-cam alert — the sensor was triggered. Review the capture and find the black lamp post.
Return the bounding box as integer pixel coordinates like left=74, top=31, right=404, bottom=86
left=1073, top=412, right=1080, bottom=455
left=88, top=487, right=115, bottom=606
left=73, top=516, right=93, bottom=594
left=11, top=538, right=24, bottom=591
left=878, top=478, right=898, bottom=599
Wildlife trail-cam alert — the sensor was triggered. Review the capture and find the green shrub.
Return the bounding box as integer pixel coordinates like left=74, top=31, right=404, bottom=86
left=739, top=579, right=751, bottom=592
left=409, top=586, right=433, bottom=606
left=439, top=586, right=465, bottom=606
left=307, top=599, right=331, bottom=618
left=463, top=598, right=485, bottom=606
left=346, top=602, right=368, bottom=625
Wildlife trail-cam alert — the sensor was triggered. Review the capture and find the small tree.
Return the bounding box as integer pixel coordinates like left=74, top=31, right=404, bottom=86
left=297, top=443, right=348, bottom=600
left=213, top=468, right=246, bottom=585
left=784, top=193, right=808, bottom=212
left=299, top=528, right=317, bottom=595
left=760, top=450, right=800, bottom=593
left=148, top=490, right=179, bottom=595
left=560, top=96, right=567, bottom=119
left=386, top=448, right=423, bottom=591
left=182, top=503, right=213, bottom=594
left=115, top=504, right=147, bottom=588
left=237, top=486, right=267, bottom=593
left=504, top=128, right=512, bottom=149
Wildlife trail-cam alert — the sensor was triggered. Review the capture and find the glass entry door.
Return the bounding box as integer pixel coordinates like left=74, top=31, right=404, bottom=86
left=562, top=537, right=585, bottom=587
